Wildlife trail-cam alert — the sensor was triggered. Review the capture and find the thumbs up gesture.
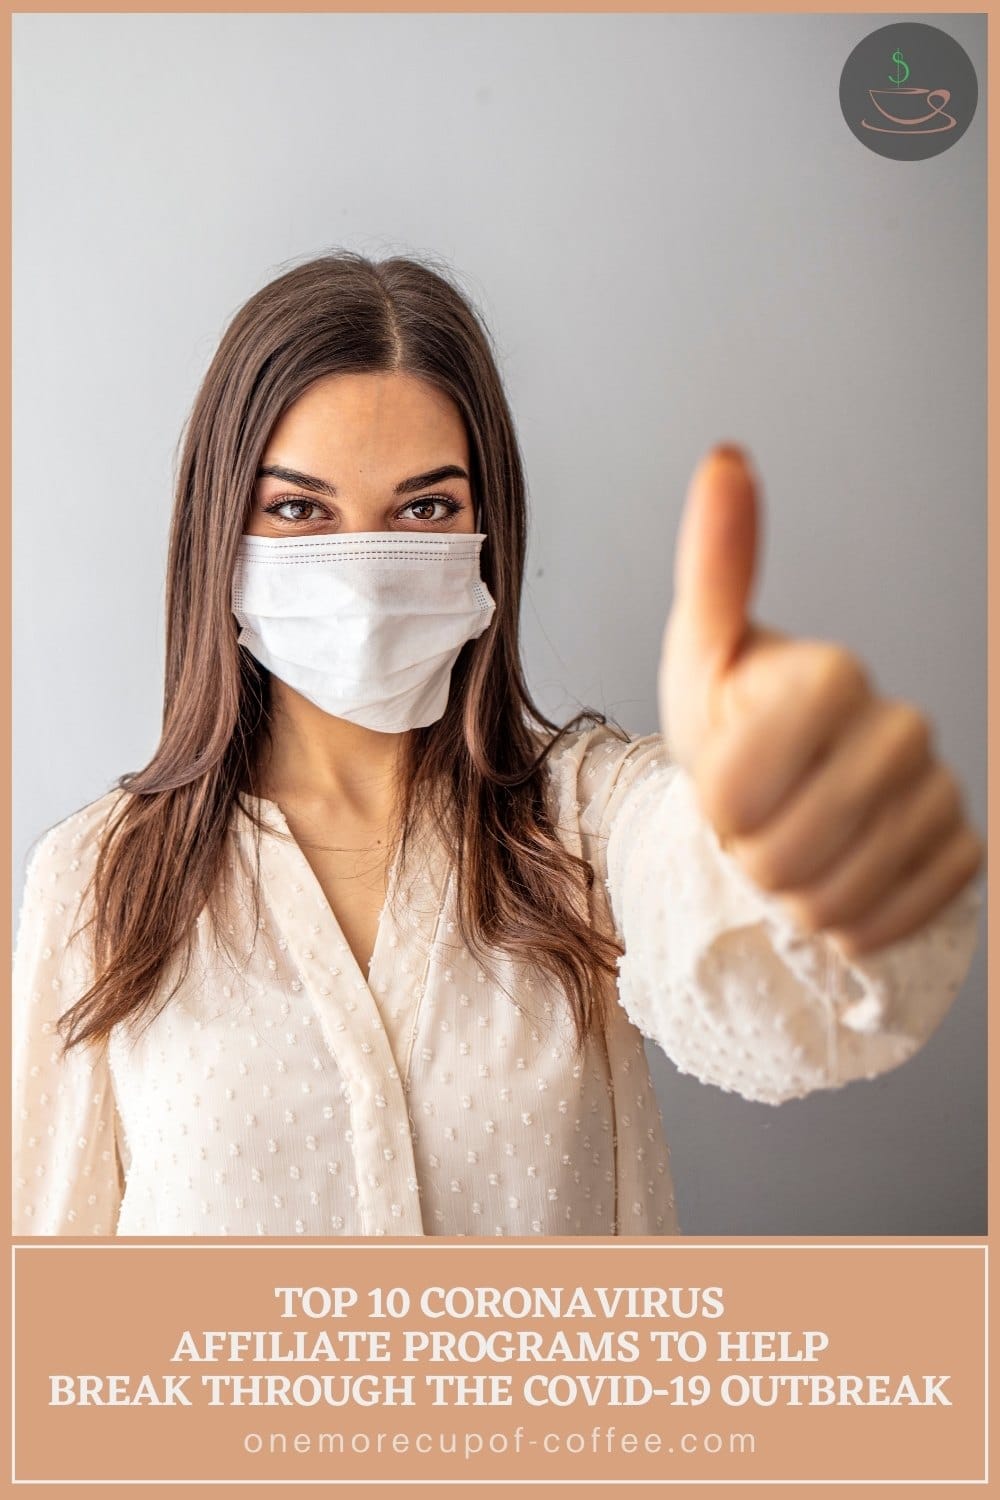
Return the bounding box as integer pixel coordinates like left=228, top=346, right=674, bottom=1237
left=658, top=445, right=983, bottom=959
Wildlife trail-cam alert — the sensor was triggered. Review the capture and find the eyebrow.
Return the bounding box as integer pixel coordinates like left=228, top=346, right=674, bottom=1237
left=255, top=463, right=470, bottom=498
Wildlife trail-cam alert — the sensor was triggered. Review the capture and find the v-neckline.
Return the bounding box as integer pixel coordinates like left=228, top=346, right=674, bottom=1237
left=233, top=793, right=435, bottom=1237
left=241, top=793, right=400, bottom=1002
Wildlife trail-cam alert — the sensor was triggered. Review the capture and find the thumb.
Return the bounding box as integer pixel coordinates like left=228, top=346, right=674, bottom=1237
left=670, top=444, right=759, bottom=672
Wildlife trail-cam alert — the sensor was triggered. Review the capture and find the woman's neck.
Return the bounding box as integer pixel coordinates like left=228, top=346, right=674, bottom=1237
left=257, top=680, right=409, bottom=822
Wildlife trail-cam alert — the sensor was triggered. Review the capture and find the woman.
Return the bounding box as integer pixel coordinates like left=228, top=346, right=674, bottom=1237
left=12, top=250, right=983, bottom=1237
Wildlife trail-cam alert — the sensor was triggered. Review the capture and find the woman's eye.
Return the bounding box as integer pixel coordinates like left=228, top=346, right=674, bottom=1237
left=265, top=498, right=325, bottom=523
left=402, top=496, right=461, bottom=522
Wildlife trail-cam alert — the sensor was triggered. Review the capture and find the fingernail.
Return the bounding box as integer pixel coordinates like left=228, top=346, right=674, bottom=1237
left=710, top=443, right=748, bottom=467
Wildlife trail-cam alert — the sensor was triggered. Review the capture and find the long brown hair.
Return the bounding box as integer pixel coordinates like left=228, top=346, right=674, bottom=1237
left=57, top=250, right=630, bottom=1059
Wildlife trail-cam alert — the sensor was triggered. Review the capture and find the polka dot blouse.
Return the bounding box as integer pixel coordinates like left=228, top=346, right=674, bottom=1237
left=12, top=725, right=981, bottom=1237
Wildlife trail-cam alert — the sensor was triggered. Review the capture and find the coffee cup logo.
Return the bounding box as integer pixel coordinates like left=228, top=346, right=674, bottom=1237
left=840, top=23, right=978, bottom=160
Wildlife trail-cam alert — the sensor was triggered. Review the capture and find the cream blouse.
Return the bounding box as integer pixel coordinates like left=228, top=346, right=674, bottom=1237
left=12, top=724, right=981, bottom=1238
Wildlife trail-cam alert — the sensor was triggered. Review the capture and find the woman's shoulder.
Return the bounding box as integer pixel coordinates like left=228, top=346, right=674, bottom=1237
left=14, top=790, right=136, bottom=999
left=541, top=719, right=667, bottom=787
left=21, top=787, right=130, bottom=893
left=539, top=719, right=678, bottom=835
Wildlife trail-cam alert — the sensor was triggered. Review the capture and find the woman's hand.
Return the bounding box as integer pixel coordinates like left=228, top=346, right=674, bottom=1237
left=657, top=444, right=984, bottom=959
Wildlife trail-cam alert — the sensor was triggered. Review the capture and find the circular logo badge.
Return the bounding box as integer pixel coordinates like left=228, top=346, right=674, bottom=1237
left=840, top=22, right=978, bottom=160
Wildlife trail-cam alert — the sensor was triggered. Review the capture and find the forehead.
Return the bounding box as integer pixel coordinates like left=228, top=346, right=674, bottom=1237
left=263, top=371, right=469, bottom=469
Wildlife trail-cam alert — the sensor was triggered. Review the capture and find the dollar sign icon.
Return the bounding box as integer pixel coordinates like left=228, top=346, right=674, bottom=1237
left=889, top=48, right=910, bottom=86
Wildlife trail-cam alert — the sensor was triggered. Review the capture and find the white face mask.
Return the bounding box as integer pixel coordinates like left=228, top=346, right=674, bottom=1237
left=231, top=530, right=497, bottom=733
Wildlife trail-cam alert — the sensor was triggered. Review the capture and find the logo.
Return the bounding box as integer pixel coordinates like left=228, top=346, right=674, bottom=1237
left=840, top=22, right=978, bottom=160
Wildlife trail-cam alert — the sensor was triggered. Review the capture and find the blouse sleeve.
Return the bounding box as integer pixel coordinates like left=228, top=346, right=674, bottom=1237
left=12, top=798, right=125, bottom=1234
left=572, top=726, right=983, bottom=1107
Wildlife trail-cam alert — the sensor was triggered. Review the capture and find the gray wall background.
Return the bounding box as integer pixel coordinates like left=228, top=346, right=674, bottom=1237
left=13, top=12, right=986, bottom=1234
